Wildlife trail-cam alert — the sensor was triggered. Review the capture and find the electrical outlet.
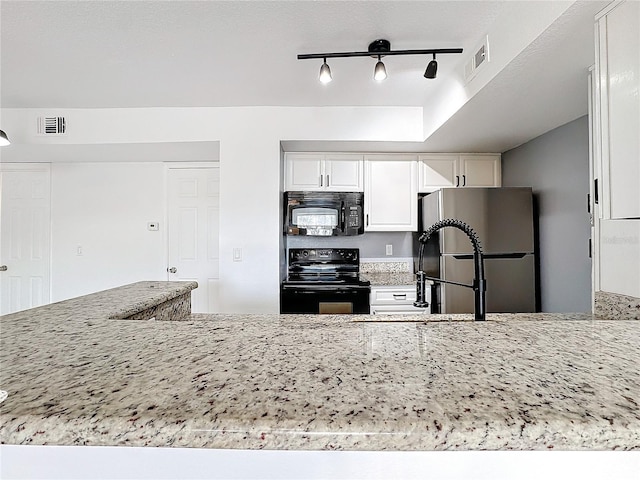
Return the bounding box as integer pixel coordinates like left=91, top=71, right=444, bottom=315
left=385, top=244, right=393, bottom=256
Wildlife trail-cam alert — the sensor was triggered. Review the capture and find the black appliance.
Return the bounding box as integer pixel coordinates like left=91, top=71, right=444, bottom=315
left=284, top=191, right=364, bottom=236
left=280, top=248, right=371, bottom=314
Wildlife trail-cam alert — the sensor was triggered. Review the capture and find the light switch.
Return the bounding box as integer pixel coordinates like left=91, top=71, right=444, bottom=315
left=233, top=248, right=242, bottom=262
left=76, top=245, right=83, bottom=256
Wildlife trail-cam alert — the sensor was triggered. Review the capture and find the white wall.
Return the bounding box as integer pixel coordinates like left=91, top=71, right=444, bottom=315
left=422, top=1, right=573, bottom=139
left=50, top=162, right=166, bottom=301
left=2, top=106, right=423, bottom=313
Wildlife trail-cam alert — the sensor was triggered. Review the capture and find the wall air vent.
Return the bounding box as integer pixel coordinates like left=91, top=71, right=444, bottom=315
left=37, top=116, right=66, bottom=135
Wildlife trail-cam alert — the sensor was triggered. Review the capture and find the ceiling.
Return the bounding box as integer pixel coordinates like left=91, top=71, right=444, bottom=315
left=0, top=0, right=607, bottom=153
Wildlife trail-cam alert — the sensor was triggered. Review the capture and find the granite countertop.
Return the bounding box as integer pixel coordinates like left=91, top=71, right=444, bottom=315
left=1, top=282, right=639, bottom=451
left=359, top=259, right=418, bottom=287
left=362, top=272, right=417, bottom=287
left=0, top=281, right=198, bottom=322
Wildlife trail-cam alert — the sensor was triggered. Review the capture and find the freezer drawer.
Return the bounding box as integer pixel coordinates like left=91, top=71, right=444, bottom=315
left=442, top=254, right=536, bottom=313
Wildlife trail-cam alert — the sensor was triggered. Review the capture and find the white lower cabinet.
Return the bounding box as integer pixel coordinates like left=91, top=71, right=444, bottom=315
left=370, top=285, right=430, bottom=314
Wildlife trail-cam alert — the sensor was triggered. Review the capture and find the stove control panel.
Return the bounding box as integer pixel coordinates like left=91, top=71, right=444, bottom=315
left=289, top=248, right=359, bottom=265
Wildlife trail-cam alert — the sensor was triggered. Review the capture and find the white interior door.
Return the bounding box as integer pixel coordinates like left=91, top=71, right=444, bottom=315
left=166, top=165, right=220, bottom=313
left=0, top=164, right=51, bottom=315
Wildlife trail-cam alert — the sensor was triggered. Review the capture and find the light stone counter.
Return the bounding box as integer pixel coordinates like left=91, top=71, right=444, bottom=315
left=1, top=282, right=639, bottom=451
left=362, top=272, right=417, bottom=287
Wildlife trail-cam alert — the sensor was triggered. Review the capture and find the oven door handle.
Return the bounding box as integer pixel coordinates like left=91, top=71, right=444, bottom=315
left=282, top=286, right=370, bottom=292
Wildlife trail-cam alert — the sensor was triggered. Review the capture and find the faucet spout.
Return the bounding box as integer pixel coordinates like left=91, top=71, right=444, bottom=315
left=414, top=219, right=487, bottom=321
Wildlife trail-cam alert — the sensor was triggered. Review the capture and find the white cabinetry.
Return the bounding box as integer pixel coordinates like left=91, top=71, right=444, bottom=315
left=364, top=155, right=418, bottom=231
left=418, top=154, right=501, bottom=192
left=596, top=0, right=640, bottom=219
left=284, top=153, right=363, bottom=192
left=370, top=285, right=430, bottom=314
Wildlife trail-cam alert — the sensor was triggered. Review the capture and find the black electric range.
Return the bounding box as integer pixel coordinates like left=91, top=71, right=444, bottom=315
left=280, top=248, right=370, bottom=314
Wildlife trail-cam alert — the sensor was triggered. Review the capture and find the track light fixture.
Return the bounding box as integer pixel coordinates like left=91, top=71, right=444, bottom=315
left=374, top=55, right=387, bottom=82
left=424, top=53, right=438, bottom=79
left=298, top=39, right=462, bottom=83
left=0, top=130, right=10, bottom=146
left=319, top=58, right=332, bottom=84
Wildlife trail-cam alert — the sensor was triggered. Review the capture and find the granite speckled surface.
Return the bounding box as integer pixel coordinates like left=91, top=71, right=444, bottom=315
left=360, top=260, right=413, bottom=274
left=1, top=283, right=639, bottom=451
left=595, top=290, right=640, bottom=320
left=362, top=272, right=417, bottom=286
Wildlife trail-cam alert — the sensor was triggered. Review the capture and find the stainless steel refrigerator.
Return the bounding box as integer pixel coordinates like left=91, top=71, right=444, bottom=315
left=421, top=187, right=537, bottom=313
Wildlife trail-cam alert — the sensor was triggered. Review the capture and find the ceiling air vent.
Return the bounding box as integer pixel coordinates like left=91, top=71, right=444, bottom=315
left=464, top=35, right=490, bottom=84
left=37, top=116, right=66, bottom=135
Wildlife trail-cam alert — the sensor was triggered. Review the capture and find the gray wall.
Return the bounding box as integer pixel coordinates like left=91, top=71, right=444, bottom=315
left=502, top=115, right=591, bottom=312
left=286, top=231, right=415, bottom=259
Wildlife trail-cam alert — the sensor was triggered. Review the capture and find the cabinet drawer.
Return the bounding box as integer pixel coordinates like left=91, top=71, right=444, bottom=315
left=371, top=287, right=416, bottom=305
left=370, top=305, right=429, bottom=315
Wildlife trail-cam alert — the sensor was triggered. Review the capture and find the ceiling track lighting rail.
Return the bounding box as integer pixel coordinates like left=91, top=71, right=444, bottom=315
left=298, top=48, right=463, bottom=60
left=298, top=39, right=463, bottom=83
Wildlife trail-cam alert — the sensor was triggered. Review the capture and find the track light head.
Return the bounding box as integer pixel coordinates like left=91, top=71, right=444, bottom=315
left=319, top=58, right=332, bottom=84
left=424, top=54, right=438, bottom=79
left=0, top=130, right=10, bottom=147
left=374, top=55, right=387, bottom=82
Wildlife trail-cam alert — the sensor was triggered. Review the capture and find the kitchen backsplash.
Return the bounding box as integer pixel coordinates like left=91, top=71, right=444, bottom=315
left=360, top=258, right=413, bottom=273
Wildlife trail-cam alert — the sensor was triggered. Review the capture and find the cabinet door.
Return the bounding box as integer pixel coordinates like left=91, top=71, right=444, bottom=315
left=600, top=1, right=640, bottom=219
left=418, top=154, right=459, bottom=192
left=284, top=153, right=324, bottom=191
left=459, top=155, right=501, bottom=187
left=365, top=158, right=418, bottom=231
left=324, top=155, right=364, bottom=192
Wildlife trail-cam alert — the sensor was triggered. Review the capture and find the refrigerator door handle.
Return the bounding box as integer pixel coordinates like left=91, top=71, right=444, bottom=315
left=453, top=253, right=528, bottom=260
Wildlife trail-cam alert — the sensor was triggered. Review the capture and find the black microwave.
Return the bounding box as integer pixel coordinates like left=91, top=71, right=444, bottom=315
left=284, top=191, right=364, bottom=236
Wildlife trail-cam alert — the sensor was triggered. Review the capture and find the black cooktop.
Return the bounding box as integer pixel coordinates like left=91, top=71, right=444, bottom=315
left=283, top=248, right=370, bottom=287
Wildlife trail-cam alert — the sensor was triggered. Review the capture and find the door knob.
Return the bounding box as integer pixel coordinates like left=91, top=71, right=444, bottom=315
left=167, top=267, right=177, bottom=273
left=0, top=265, right=7, bottom=271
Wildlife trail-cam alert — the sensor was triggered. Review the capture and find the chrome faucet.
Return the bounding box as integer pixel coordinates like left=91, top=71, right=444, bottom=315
left=413, top=219, right=487, bottom=321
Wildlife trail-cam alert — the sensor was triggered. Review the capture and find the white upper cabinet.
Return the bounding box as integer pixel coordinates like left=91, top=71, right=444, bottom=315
left=284, top=153, right=363, bottom=192
left=596, top=0, right=640, bottom=219
left=418, top=154, right=459, bottom=191
left=364, top=155, right=418, bottom=231
left=418, top=154, right=501, bottom=192
left=324, top=154, right=364, bottom=191
left=459, top=154, right=502, bottom=187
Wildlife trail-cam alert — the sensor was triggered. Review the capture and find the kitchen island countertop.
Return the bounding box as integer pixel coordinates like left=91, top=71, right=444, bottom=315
left=1, top=282, right=639, bottom=451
